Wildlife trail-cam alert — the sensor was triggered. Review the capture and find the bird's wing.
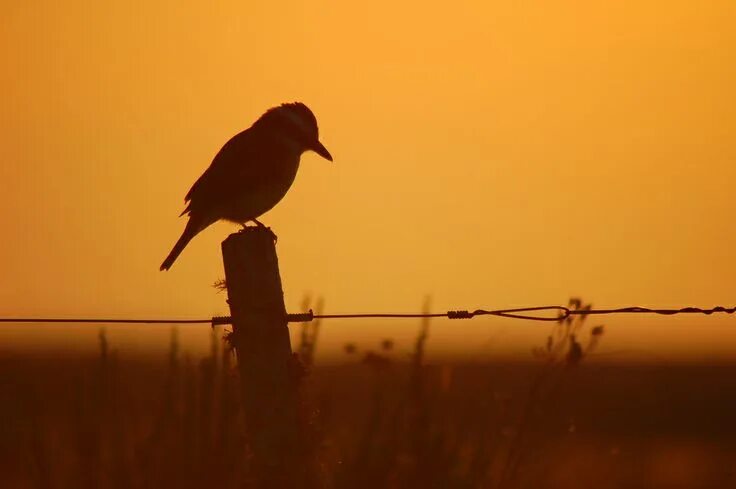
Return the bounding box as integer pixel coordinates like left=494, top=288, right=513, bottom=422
left=180, top=128, right=271, bottom=216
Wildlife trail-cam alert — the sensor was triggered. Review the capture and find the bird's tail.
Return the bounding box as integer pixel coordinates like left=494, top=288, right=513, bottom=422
left=160, top=217, right=204, bottom=271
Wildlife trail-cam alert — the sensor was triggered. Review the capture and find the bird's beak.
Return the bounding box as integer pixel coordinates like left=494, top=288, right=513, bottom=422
left=312, top=140, right=333, bottom=162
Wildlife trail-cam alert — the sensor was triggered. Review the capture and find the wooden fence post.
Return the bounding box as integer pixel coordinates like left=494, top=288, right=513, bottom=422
left=221, top=227, right=304, bottom=487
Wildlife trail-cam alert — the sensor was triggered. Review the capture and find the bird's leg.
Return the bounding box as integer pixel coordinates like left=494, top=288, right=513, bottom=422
left=251, top=218, right=278, bottom=243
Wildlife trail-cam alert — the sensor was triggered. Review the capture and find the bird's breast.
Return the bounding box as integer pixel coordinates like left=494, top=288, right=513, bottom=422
left=224, top=148, right=302, bottom=222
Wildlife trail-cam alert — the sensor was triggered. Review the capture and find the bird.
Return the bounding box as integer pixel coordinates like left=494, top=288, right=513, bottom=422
left=160, top=102, right=333, bottom=271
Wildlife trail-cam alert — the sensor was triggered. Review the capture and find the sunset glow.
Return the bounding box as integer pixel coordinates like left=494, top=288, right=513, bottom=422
left=1, top=1, right=735, bottom=360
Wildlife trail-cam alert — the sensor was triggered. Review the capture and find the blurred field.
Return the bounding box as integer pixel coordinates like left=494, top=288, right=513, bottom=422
left=2, top=320, right=735, bottom=489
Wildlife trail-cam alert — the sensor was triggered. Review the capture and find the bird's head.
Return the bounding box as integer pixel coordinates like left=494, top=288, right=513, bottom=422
left=258, top=102, right=333, bottom=162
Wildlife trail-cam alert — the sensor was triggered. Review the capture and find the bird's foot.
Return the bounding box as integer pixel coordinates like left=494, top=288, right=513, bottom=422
left=251, top=219, right=278, bottom=243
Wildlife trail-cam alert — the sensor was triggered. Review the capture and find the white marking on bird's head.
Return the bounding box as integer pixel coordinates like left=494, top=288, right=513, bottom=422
left=258, top=102, right=319, bottom=140
left=279, top=102, right=319, bottom=137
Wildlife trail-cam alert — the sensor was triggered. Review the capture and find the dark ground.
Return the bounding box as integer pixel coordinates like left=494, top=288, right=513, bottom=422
left=2, top=335, right=735, bottom=489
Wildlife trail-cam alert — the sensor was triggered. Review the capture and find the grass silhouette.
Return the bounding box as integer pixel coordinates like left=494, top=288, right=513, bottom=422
left=1, top=297, right=734, bottom=488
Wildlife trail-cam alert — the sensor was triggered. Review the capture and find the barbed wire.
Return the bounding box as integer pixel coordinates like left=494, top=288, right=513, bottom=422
left=0, top=305, right=734, bottom=328
left=0, top=318, right=213, bottom=324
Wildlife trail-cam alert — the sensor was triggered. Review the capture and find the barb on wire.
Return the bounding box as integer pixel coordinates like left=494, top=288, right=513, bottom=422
left=0, top=305, right=734, bottom=328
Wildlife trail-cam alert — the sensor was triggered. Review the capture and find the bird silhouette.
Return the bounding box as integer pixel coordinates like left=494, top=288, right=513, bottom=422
left=160, top=102, right=333, bottom=271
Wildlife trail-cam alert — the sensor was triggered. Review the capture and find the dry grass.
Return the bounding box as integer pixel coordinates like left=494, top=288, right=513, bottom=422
left=2, top=298, right=735, bottom=488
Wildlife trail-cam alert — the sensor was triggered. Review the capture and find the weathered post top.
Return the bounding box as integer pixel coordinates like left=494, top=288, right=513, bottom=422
left=222, top=227, right=289, bottom=351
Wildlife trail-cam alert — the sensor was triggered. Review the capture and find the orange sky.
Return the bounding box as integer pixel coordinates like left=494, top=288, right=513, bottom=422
left=1, top=1, right=735, bottom=361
